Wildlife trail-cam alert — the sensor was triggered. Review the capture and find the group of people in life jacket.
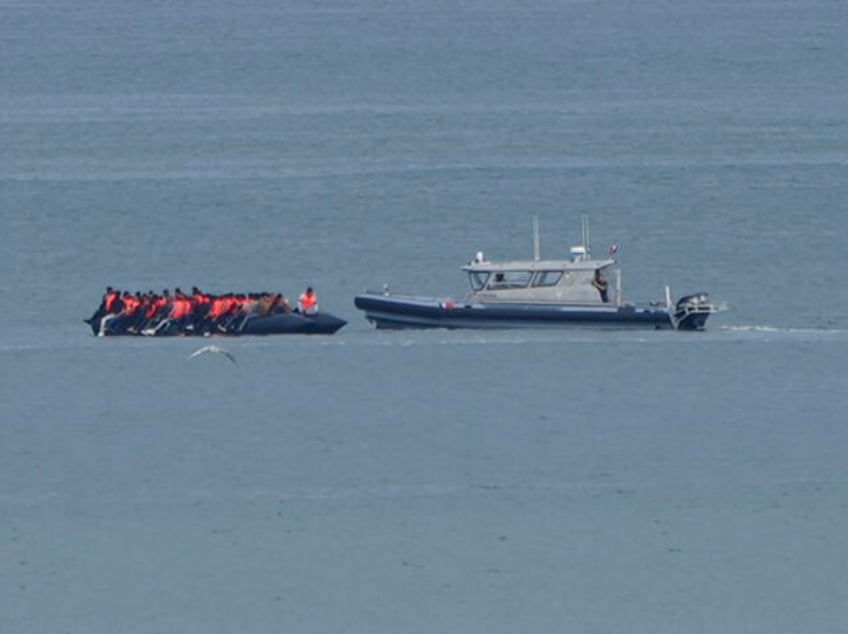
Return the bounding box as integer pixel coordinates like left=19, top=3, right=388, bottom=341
left=86, top=286, right=319, bottom=337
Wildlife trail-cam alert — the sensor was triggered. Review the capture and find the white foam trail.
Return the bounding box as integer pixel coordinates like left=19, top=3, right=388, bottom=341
left=720, top=325, right=847, bottom=335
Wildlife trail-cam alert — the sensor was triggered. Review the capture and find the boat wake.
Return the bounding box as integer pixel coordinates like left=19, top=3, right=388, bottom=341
left=719, top=324, right=848, bottom=336
left=2, top=323, right=846, bottom=357
left=349, top=324, right=848, bottom=347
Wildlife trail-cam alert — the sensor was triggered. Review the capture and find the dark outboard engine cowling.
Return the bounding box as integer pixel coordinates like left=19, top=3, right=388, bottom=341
left=674, top=292, right=713, bottom=330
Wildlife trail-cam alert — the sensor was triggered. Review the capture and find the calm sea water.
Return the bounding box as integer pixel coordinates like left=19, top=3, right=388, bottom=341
left=2, top=0, right=847, bottom=632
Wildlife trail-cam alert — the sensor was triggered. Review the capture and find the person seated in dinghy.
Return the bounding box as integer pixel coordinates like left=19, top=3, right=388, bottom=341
left=190, top=287, right=211, bottom=323
left=253, top=292, right=274, bottom=317
left=204, top=292, right=239, bottom=333
left=152, top=289, right=172, bottom=322
left=216, top=293, right=248, bottom=333
left=172, top=289, right=195, bottom=332
left=86, top=286, right=120, bottom=334
left=100, top=291, right=141, bottom=336
left=173, top=289, right=198, bottom=333
left=139, top=289, right=171, bottom=335
left=226, top=293, right=258, bottom=332
left=270, top=293, right=292, bottom=314
left=297, top=287, right=319, bottom=315
left=134, top=291, right=160, bottom=332
left=123, top=291, right=156, bottom=335
left=234, top=292, right=276, bottom=332
left=147, top=288, right=193, bottom=335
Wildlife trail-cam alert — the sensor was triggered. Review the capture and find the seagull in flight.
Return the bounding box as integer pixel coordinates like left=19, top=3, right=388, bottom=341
left=187, top=345, right=237, bottom=364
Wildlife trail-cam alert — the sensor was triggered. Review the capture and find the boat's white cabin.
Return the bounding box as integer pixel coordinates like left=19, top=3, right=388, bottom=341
left=461, top=255, right=619, bottom=305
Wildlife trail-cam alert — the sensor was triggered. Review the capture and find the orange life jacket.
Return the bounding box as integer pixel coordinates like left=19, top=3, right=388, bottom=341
left=123, top=295, right=141, bottom=314
left=104, top=291, right=119, bottom=311
left=144, top=299, right=159, bottom=319
left=171, top=297, right=191, bottom=319
left=209, top=297, right=226, bottom=318
left=299, top=292, right=317, bottom=311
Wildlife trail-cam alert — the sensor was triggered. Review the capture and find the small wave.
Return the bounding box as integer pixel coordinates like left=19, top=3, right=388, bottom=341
left=721, top=325, right=782, bottom=333
left=720, top=324, right=848, bottom=335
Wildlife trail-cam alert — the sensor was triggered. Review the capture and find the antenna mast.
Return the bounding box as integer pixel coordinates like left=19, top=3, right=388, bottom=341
left=581, top=215, right=590, bottom=256
left=533, top=216, right=541, bottom=261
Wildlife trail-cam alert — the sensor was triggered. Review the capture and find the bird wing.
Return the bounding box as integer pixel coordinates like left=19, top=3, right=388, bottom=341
left=187, top=345, right=236, bottom=364
left=186, top=347, right=209, bottom=360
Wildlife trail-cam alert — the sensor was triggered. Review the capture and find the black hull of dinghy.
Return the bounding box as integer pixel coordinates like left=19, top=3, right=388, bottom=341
left=90, top=312, right=346, bottom=336
left=354, top=293, right=677, bottom=330
left=240, top=312, right=347, bottom=335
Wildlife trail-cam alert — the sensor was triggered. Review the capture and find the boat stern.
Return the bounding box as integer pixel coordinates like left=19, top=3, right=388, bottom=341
left=672, top=292, right=726, bottom=330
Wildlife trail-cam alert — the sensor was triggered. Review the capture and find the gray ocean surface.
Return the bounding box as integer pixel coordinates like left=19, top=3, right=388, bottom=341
left=2, top=0, right=847, bottom=632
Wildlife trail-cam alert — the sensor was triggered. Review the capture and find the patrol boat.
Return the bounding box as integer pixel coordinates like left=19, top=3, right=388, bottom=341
left=354, top=217, right=724, bottom=331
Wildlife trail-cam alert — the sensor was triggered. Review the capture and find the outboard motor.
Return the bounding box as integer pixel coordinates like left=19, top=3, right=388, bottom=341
left=673, top=292, right=714, bottom=330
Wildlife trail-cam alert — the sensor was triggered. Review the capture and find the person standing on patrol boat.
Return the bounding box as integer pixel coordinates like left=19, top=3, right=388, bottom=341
left=591, top=270, right=609, bottom=303
left=298, top=287, right=318, bottom=315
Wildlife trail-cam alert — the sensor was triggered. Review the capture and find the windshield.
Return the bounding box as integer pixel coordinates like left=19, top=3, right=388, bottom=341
left=468, top=271, right=490, bottom=291
left=488, top=271, right=532, bottom=289
left=532, top=271, right=563, bottom=287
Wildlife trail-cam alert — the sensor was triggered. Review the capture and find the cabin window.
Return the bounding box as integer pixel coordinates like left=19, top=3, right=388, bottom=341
left=488, top=270, right=532, bottom=289
left=468, top=271, right=490, bottom=291
left=532, top=271, right=563, bottom=287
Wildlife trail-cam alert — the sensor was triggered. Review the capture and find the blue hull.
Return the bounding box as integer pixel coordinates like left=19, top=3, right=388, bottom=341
left=354, top=293, right=681, bottom=330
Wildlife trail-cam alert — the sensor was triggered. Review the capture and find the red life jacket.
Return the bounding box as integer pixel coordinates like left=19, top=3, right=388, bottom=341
left=123, top=295, right=141, bottom=314
left=104, top=291, right=119, bottom=311
left=299, top=291, right=317, bottom=311
left=171, top=297, right=191, bottom=319
left=208, top=297, right=225, bottom=318
left=144, top=299, right=158, bottom=319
